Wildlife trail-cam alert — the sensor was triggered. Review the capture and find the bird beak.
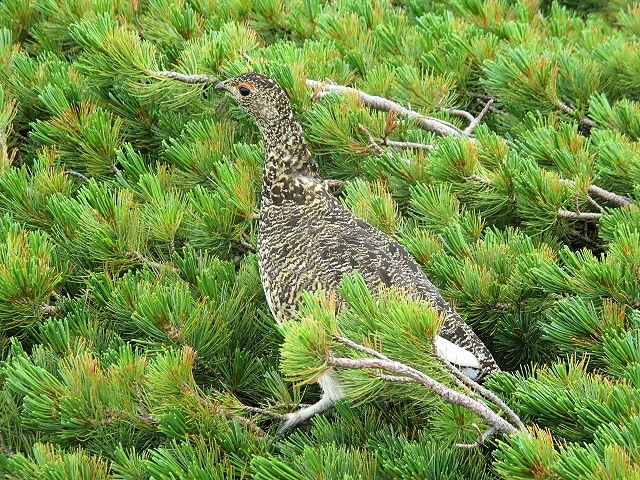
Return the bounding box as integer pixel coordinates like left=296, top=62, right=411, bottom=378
left=215, top=80, right=228, bottom=91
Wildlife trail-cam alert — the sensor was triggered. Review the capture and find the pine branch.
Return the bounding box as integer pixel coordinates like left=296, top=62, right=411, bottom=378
left=440, top=107, right=475, bottom=124
left=380, top=138, right=435, bottom=151
left=151, top=69, right=634, bottom=210
left=129, top=251, right=181, bottom=273
left=557, top=209, right=602, bottom=221
left=307, top=80, right=466, bottom=138
left=456, top=424, right=498, bottom=449
left=0, top=432, right=13, bottom=457
left=372, top=373, right=416, bottom=382
left=469, top=174, right=493, bottom=186
left=464, top=100, right=494, bottom=134
left=327, top=354, right=518, bottom=436
left=559, top=179, right=634, bottom=207
left=65, top=170, right=90, bottom=183
left=40, top=303, right=58, bottom=316
left=331, top=336, right=523, bottom=440
left=334, top=336, right=527, bottom=432
left=183, top=382, right=267, bottom=437
left=0, top=129, right=9, bottom=169
left=153, top=70, right=218, bottom=85
left=241, top=405, right=288, bottom=421
left=358, top=124, right=434, bottom=153
left=587, top=185, right=634, bottom=207
left=473, top=174, right=632, bottom=211
left=555, top=100, right=597, bottom=128
left=359, top=124, right=434, bottom=155
left=437, top=354, right=526, bottom=431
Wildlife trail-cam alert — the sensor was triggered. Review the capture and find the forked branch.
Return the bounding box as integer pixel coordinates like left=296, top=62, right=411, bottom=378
left=332, top=336, right=526, bottom=445
left=358, top=124, right=434, bottom=154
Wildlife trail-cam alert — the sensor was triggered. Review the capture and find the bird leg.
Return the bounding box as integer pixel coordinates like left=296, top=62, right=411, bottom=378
left=277, top=372, right=344, bottom=436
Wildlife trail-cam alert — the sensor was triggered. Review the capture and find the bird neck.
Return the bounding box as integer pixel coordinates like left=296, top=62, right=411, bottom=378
left=259, top=113, right=325, bottom=207
left=259, top=113, right=319, bottom=177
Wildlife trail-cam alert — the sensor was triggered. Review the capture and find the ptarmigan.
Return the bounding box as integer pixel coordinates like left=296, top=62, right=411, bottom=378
left=216, top=72, right=500, bottom=434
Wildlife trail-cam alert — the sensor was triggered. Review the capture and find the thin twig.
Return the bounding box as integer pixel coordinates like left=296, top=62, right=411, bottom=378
left=358, top=124, right=434, bottom=153
left=9, top=125, right=27, bottom=142
left=40, top=303, right=58, bottom=315
left=241, top=405, right=288, bottom=420
left=372, top=373, right=416, bottom=382
left=469, top=174, right=493, bottom=186
left=334, top=336, right=389, bottom=360
left=381, top=138, right=435, bottom=151
left=557, top=209, right=602, bottom=221
left=0, top=131, right=9, bottom=168
left=358, top=124, right=384, bottom=155
left=0, top=433, right=13, bottom=457
left=440, top=107, right=475, bottom=124
left=588, top=184, right=634, bottom=207
left=236, top=233, right=256, bottom=253
left=473, top=97, right=504, bottom=115
left=65, top=170, right=90, bottom=183
left=154, top=70, right=217, bottom=85
left=133, top=412, right=159, bottom=427
left=555, top=100, right=597, bottom=128
left=585, top=193, right=604, bottom=212
left=456, top=425, right=498, bottom=448
left=183, top=382, right=267, bottom=437
left=218, top=406, right=266, bottom=437
left=468, top=91, right=493, bottom=102
left=465, top=100, right=494, bottom=134
left=306, top=80, right=466, bottom=138
left=129, top=250, right=182, bottom=273
left=466, top=91, right=505, bottom=114
left=438, top=354, right=526, bottom=431
left=574, top=232, right=602, bottom=251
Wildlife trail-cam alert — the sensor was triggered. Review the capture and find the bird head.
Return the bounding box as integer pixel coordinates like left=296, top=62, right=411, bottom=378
left=216, top=72, right=293, bottom=131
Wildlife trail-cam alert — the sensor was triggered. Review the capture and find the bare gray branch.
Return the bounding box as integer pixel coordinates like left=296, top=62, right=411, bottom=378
left=307, top=79, right=466, bottom=138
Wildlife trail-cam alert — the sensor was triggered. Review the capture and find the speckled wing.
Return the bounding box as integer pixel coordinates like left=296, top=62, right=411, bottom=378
left=306, top=194, right=499, bottom=380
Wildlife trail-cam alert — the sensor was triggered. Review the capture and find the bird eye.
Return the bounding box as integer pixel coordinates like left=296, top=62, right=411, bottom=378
left=239, top=86, right=251, bottom=96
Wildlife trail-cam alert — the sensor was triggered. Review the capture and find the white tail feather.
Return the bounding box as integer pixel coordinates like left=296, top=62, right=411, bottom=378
left=434, top=335, right=480, bottom=369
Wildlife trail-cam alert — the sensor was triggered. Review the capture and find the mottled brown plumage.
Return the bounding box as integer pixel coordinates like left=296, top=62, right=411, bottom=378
left=217, top=72, right=499, bottom=433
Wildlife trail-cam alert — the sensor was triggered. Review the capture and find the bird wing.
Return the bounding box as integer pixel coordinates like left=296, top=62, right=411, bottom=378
left=311, top=199, right=498, bottom=379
